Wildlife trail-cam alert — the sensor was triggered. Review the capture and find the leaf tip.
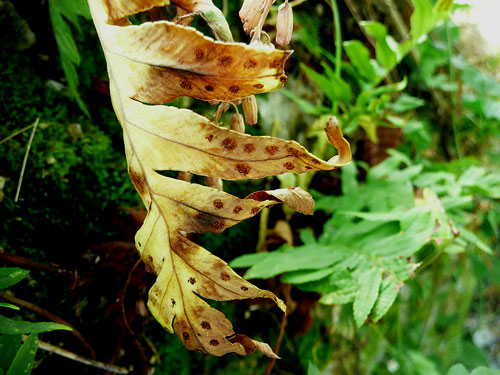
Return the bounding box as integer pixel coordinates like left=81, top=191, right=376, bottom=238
left=325, top=116, right=352, bottom=166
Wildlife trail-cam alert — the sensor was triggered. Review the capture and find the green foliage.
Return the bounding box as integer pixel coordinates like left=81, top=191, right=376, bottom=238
left=5, top=334, right=37, bottom=375
left=48, top=0, right=92, bottom=116
left=2, top=0, right=500, bottom=373
left=232, top=154, right=499, bottom=327
left=0, top=269, right=29, bottom=290
left=448, top=364, right=500, bottom=375
left=0, top=268, right=70, bottom=374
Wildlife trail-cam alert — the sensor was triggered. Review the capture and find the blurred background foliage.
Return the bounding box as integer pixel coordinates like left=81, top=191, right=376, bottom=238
left=0, top=0, right=499, bottom=374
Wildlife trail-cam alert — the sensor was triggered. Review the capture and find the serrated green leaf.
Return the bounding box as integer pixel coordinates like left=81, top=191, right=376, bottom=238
left=372, top=277, right=399, bottom=322
left=295, top=267, right=355, bottom=293
left=460, top=229, right=492, bottom=254
left=319, top=285, right=357, bottom=305
left=229, top=252, right=276, bottom=269
left=0, top=316, right=72, bottom=335
left=353, top=267, right=382, bottom=327
left=0, top=268, right=29, bottom=290
left=7, top=334, right=37, bottom=375
left=243, top=245, right=347, bottom=280
left=281, top=267, right=335, bottom=284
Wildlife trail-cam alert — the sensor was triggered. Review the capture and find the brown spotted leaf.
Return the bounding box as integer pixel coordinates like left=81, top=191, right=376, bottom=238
left=88, top=0, right=351, bottom=357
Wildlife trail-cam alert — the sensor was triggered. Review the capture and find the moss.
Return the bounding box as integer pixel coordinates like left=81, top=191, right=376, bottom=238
left=0, top=45, right=138, bottom=262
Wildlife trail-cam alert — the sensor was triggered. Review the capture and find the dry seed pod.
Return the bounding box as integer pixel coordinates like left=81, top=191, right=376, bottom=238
left=214, top=101, right=230, bottom=123
left=206, top=177, right=223, bottom=191
left=240, top=0, right=265, bottom=34
left=230, top=113, right=246, bottom=133
left=276, top=0, right=293, bottom=46
left=242, top=95, right=258, bottom=125
left=177, top=171, right=192, bottom=182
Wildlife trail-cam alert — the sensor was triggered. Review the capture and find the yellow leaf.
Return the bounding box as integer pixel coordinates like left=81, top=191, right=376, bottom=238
left=88, top=0, right=351, bottom=357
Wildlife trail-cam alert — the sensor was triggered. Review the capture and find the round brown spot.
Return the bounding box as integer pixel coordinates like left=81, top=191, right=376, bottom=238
left=213, top=199, right=224, bottom=209
left=229, top=86, right=240, bottom=94
left=219, top=56, right=232, bottom=66
left=251, top=207, right=261, bottom=215
left=194, top=48, right=204, bottom=59
left=205, top=85, right=214, bottom=92
left=171, top=299, right=176, bottom=307
left=220, top=272, right=230, bottom=281
left=243, top=143, right=255, bottom=153
left=180, top=81, right=192, bottom=90
left=312, top=159, right=321, bottom=165
left=244, top=60, right=257, bottom=69
left=188, top=277, right=196, bottom=285
left=201, top=321, right=211, bottom=330
left=240, top=286, right=248, bottom=291
left=270, top=59, right=282, bottom=68
left=221, top=138, right=237, bottom=151
left=265, top=145, right=279, bottom=155
left=209, top=339, right=219, bottom=346
left=205, top=134, right=214, bottom=142
left=288, top=147, right=299, bottom=156
left=284, top=161, right=295, bottom=170
left=253, top=83, right=264, bottom=89
left=235, top=163, right=251, bottom=175
left=213, top=221, right=225, bottom=230
left=279, top=75, right=288, bottom=83
left=233, top=206, right=243, bottom=214
left=183, top=332, right=190, bottom=341
left=305, top=166, right=313, bottom=170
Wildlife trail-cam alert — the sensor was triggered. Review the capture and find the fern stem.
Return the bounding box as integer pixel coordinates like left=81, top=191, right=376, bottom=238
left=447, top=24, right=462, bottom=159
left=326, top=0, right=342, bottom=114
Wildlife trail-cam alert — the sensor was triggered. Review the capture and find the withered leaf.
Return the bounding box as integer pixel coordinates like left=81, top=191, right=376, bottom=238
left=89, top=0, right=351, bottom=357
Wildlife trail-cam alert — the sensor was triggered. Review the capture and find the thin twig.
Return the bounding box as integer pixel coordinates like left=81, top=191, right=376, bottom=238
left=343, top=0, right=375, bottom=46
left=35, top=339, right=129, bottom=374
left=15, top=117, right=39, bottom=202
left=121, top=259, right=145, bottom=348
left=265, top=311, right=287, bottom=375
left=0, top=292, right=96, bottom=359
left=121, top=258, right=149, bottom=375
left=0, top=252, right=70, bottom=276
left=0, top=124, right=35, bottom=145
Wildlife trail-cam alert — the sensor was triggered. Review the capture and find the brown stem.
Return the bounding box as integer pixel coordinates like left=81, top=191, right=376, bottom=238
left=265, top=309, right=288, bottom=375
left=0, top=252, right=70, bottom=276
left=0, top=292, right=96, bottom=358
left=120, top=259, right=149, bottom=375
